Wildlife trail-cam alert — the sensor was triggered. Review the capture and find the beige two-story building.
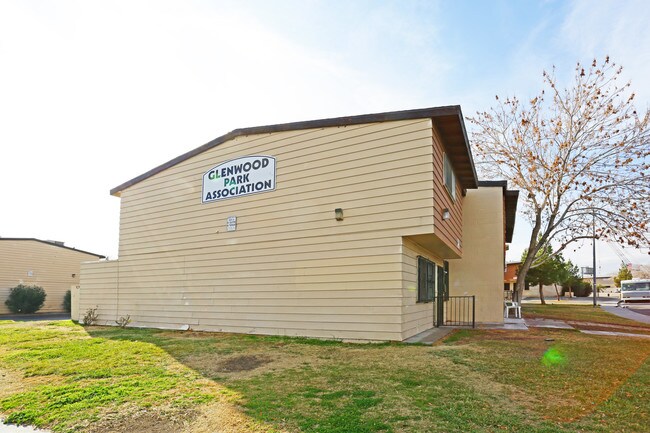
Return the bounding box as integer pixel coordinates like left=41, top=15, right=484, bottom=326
left=77, top=106, right=518, bottom=341
left=0, top=238, right=105, bottom=314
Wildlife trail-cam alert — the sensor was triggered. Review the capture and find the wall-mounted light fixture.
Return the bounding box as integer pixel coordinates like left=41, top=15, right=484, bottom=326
left=442, top=208, right=451, bottom=220
left=335, top=208, right=344, bottom=221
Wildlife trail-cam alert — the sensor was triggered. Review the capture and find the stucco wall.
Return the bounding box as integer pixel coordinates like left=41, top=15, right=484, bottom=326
left=449, top=187, right=505, bottom=323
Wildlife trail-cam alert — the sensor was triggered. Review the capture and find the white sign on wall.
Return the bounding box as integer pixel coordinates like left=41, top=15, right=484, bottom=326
left=226, top=216, right=237, bottom=231
left=202, top=156, right=276, bottom=204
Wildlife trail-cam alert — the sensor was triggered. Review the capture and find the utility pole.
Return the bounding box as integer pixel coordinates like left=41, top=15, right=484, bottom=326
left=592, top=208, right=597, bottom=307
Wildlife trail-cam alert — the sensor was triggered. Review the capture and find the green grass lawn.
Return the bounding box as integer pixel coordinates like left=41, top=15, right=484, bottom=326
left=0, top=314, right=649, bottom=433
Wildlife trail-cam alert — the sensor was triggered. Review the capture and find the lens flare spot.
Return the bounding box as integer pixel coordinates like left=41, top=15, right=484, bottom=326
left=542, top=347, right=565, bottom=366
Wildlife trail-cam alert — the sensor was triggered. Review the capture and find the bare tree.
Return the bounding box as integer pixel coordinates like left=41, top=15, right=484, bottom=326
left=469, top=57, right=650, bottom=301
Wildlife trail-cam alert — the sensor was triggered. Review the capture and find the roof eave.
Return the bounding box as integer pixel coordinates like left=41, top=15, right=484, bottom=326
left=504, top=190, right=519, bottom=243
left=0, top=238, right=106, bottom=258
left=110, top=106, right=479, bottom=196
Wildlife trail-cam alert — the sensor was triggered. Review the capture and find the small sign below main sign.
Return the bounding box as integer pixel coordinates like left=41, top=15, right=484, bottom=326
left=226, top=216, right=237, bottom=232
left=202, top=156, right=276, bottom=204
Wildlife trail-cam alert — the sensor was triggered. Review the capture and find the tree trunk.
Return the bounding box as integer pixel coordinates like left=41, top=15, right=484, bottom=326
left=539, top=283, right=546, bottom=305
left=514, top=209, right=544, bottom=303
left=554, top=283, right=561, bottom=301
left=514, top=252, right=536, bottom=303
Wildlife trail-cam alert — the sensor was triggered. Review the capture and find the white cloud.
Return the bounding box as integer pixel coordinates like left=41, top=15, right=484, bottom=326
left=560, top=0, right=650, bottom=105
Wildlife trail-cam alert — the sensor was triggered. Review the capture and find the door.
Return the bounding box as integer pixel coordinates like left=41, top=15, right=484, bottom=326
left=435, top=261, right=449, bottom=327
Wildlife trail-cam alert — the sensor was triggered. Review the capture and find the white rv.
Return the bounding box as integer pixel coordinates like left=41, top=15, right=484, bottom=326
left=619, top=279, right=650, bottom=306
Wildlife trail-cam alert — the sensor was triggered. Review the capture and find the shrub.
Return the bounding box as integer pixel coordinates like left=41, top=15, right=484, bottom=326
left=82, top=307, right=99, bottom=325
left=116, top=315, right=131, bottom=328
left=573, top=281, right=593, bottom=297
left=4, top=284, right=46, bottom=314
left=63, top=290, right=72, bottom=313
left=562, top=279, right=592, bottom=298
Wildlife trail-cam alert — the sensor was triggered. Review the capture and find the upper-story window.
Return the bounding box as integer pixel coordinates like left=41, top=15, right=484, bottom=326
left=443, top=153, right=456, bottom=200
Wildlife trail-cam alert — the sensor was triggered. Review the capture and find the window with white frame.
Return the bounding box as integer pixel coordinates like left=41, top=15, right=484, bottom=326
left=443, top=153, right=456, bottom=200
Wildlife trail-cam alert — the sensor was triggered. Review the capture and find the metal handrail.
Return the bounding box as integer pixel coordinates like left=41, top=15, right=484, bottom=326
left=438, top=295, right=475, bottom=328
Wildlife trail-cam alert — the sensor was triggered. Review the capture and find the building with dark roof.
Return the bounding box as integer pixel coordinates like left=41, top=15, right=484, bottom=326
left=1, top=238, right=104, bottom=314
left=77, top=106, right=517, bottom=340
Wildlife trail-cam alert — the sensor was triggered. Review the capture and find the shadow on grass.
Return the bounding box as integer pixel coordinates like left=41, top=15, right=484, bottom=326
left=5, top=322, right=644, bottom=433
left=83, top=326, right=403, bottom=433
left=80, top=326, right=565, bottom=433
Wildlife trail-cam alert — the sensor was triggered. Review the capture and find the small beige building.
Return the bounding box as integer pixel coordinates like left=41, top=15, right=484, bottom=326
left=77, top=106, right=518, bottom=340
left=0, top=238, right=105, bottom=314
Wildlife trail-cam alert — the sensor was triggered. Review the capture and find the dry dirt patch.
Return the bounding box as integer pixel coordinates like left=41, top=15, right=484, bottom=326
left=182, top=347, right=324, bottom=380
left=183, top=401, right=290, bottom=433
left=85, top=408, right=197, bottom=433
left=0, top=369, right=67, bottom=398
left=215, top=355, right=272, bottom=373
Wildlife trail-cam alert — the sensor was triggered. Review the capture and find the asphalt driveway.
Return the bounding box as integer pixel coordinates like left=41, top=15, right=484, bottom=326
left=0, top=313, right=70, bottom=322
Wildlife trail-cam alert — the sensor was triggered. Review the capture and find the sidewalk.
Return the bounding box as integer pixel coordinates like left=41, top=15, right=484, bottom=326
left=404, top=327, right=455, bottom=344
left=408, top=305, right=650, bottom=344
left=521, top=295, right=619, bottom=306
left=0, top=422, right=50, bottom=433
left=601, top=305, right=650, bottom=325
left=581, top=329, right=650, bottom=339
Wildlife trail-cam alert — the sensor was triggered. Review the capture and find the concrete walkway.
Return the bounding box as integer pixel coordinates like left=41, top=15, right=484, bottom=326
left=581, top=330, right=650, bottom=339
left=522, top=296, right=620, bottom=306
left=523, top=318, right=574, bottom=329
left=404, top=305, right=650, bottom=345
left=404, top=327, right=455, bottom=344
left=0, top=422, right=50, bottom=433
left=480, top=317, right=528, bottom=330
left=601, top=305, right=650, bottom=324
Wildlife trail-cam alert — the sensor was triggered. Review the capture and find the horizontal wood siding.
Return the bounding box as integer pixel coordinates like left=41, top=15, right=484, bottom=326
left=78, top=261, right=119, bottom=319
left=0, top=240, right=101, bottom=314
left=401, top=237, right=444, bottom=340
left=431, top=125, right=463, bottom=256
left=82, top=119, right=438, bottom=341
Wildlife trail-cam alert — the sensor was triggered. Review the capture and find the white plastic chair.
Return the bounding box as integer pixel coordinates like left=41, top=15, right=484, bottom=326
left=504, top=301, right=521, bottom=318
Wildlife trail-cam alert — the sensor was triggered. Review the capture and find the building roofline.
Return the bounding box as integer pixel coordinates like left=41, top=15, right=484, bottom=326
left=0, top=238, right=106, bottom=259
left=477, top=180, right=508, bottom=188
left=110, top=105, right=479, bottom=196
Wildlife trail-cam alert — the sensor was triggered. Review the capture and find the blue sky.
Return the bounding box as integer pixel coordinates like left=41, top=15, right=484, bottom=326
left=1, top=0, right=649, bottom=274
